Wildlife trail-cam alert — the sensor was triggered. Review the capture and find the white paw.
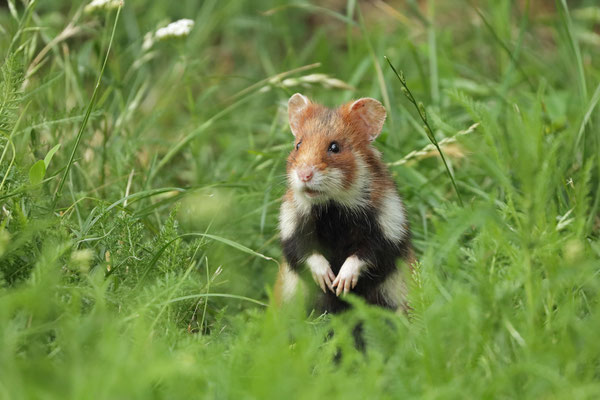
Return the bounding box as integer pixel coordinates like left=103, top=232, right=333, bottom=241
left=332, top=256, right=365, bottom=296
left=306, top=254, right=335, bottom=293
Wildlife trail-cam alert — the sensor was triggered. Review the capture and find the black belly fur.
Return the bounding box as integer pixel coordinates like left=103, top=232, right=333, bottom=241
left=282, top=201, right=411, bottom=313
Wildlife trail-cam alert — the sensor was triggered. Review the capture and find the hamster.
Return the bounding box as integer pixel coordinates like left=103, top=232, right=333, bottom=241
left=274, top=93, right=415, bottom=313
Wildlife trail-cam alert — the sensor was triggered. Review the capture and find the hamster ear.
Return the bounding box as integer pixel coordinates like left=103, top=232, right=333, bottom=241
left=288, top=93, right=311, bottom=137
left=345, top=98, right=386, bottom=141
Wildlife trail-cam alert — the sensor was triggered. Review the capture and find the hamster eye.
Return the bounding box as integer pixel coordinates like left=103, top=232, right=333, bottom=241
left=328, top=141, right=340, bottom=153
left=296, top=141, right=302, bottom=150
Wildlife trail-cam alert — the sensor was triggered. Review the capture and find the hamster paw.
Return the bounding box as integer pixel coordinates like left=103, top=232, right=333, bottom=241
left=332, top=256, right=365, bottom=296
left=307, top=253, right=335, bottom=293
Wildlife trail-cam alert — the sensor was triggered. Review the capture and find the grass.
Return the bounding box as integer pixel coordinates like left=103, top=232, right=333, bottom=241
left=1, top=0, right=600, bottom=398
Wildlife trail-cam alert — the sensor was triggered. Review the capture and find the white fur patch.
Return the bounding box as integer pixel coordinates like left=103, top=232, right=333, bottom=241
left=377, top=189, right=407, bottom=243
left=340, top=255, right=365, bottom=274
left=306, top=253, right=330, bottom=276
left=337, top=255, right=365, bottom=281
left=333, top=255, right=366, bottom=295
left=279, top=263, right=301, bottom=302
left=278, top=199, right=298, bottom=240
left=379, top=269, right=406, bottom=309
left=307, top=253, right=335, bottom=292
left=329, top=156, right=370, bottom=210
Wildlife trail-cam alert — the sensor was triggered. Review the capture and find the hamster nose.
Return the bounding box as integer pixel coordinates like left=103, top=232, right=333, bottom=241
left=297, top=167, right=314, bottom=182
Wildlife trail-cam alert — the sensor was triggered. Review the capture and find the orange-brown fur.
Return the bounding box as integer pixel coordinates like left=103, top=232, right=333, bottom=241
left=286, top=99, right=394, bottom=208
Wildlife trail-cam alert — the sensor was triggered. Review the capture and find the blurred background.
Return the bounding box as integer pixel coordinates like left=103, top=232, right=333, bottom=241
left=1, top=0, right=600, bottom=398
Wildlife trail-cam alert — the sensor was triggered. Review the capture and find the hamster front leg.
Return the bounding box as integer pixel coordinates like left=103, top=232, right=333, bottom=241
left=331, top=255, right=367, bottom=296
left=306, top=253, right=336, bottom=293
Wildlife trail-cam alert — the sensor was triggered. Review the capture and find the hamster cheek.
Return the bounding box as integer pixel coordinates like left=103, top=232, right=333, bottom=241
left=329, top=154, right=357, bottom=191
left=322, top=167, right=346, bottom=193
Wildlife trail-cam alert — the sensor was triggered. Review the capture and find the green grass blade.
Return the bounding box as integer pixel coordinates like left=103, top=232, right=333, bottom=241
left=427, top=0, right=439, bottom=103
left=556, top=0, right=587, bottom=103
left=385, top=56, right=464, bottom=206
left=53, top=5, right=122, bottom=204
left=162, top=293, right=268, bottom=307
left=469, top=1, right=535, bottom=91
left=356, top=5, right=392, bottom=126
left=575, top=82, right=600, bottom=150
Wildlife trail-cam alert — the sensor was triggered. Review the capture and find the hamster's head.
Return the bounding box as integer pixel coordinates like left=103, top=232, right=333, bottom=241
left=286, top=93, right=386, bottom=204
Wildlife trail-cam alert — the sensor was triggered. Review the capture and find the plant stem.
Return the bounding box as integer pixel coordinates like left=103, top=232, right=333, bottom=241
left=384, top=56, right=464, bottom=206
left=53, top=5, right=122, bottom=205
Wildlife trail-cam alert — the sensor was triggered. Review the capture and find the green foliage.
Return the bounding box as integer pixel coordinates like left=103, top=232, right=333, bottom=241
left=28, top=159, right=45, bottom=184
left=0, top=53, right=23, bottom=136
left=1, top=0, right=600, bottom=398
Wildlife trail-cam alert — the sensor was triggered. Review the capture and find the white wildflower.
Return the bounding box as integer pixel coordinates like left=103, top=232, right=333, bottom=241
left=155, top=19, right=195, bottom=40
left=142, top=19, right=195, bottom=51
left=84, top=0, right=122, bottom=13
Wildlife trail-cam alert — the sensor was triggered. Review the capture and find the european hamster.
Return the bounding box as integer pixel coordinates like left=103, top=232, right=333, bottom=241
left=275, top=93, right=414, bottom=313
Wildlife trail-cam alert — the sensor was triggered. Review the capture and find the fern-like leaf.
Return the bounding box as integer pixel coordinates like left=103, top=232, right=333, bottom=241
left=0, top=54, right=24, bottom=136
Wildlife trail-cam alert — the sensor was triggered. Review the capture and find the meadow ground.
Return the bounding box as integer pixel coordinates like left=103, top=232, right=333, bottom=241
left=1, top=0, right=600, bottom=398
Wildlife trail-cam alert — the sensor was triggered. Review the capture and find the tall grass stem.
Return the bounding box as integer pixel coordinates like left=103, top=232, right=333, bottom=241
left=385, top=56, right=464, bottom=207
left=53, top=5, right=122, bottom=205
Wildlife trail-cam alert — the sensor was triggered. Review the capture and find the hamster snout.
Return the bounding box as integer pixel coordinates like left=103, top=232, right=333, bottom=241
left=292, top=165, right=332, bottom=198
left=296, top=165, right=314, bottom=182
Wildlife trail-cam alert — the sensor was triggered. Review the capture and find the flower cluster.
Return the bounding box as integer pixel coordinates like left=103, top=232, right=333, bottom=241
left=155, top=19, right=195, bottom=40
left=84, top=0, right=122, bottom=13
left=142, top=19, right=195, bottom=50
